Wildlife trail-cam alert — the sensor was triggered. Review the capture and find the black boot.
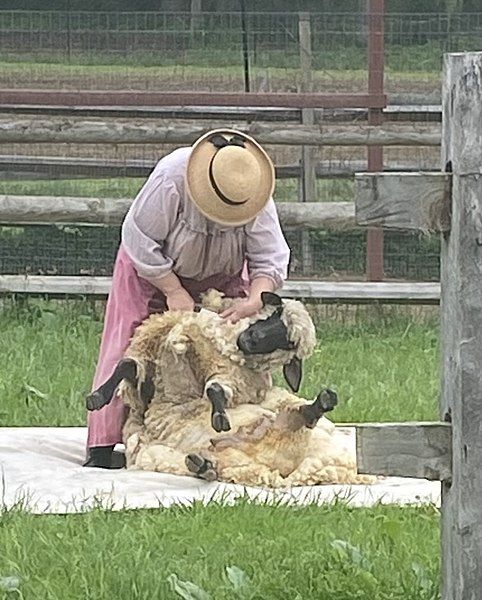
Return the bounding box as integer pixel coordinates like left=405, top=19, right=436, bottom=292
left=83, top=445, right=126, bottom=469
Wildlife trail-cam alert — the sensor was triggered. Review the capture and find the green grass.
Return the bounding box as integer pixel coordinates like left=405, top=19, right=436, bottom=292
left=0, top=300, right=441, bottom=599
left=0, top=54, right=441, bottom=95
left=0, top=58, right=370, bottom=91
left=0, top=299, right=438, bottom=427
left=0, top=501, right=440, bottom=600
left=0, top=42, right=452, bottom=74
left=0, top=56, right=437, bottom=77
left=0, top=300, right=102, bottom=427
left=304, top=309, right=439, bottom=422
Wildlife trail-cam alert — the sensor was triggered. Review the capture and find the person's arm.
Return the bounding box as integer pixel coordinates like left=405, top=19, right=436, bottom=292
left=147, top=272, right=195, bottom=311
left=220, top=276, right=275, bottom=321
left=122, top=165, right=194, bottom=312
left=221, top=199, right=290, bottom=323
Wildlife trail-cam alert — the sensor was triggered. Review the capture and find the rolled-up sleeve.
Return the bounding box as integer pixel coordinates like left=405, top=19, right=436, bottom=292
left=245, top=199, right=290, bottom=289
left=121, top=171, right=181, bottom=281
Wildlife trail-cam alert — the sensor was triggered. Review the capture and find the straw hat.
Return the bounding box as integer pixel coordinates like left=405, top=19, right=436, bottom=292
left=186, top=128, right=275, bottom=227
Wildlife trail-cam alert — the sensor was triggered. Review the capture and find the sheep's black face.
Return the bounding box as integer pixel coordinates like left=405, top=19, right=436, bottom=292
left=237, top=310, right=294, bottom=355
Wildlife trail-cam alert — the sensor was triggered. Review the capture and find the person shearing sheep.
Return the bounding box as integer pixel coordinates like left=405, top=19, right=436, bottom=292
left=86, top=292, right=373, bottom=487
left=85, top=129, right=290, bottom=469
left=86, top=290, right=317, bottom=437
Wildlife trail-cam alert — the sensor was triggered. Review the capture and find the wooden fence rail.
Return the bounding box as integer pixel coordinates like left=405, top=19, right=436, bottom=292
left=0, top=120, right=441, bottom=146
left=0, top=195, right=358, bottom=230
left=0, top=103, right=443, bottom=123
left=0, top=171, right=448, bottom=231
left=0, top=276, right=441, bottom=304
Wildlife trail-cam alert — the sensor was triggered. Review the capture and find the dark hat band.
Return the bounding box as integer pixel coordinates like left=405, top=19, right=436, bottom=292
left=208, top=134, right=249, bottom=207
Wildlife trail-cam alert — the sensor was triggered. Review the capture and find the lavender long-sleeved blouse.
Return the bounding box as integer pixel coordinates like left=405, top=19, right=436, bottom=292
left=121, top=147, right=290, bottom=288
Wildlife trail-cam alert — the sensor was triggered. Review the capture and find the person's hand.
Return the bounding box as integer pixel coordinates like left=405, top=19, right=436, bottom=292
left=166, top=287, right=195, bottom=312
left=221, top=297, right=263, bottom=323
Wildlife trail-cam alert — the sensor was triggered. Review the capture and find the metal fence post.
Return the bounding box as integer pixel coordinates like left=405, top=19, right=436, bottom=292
left=240, top=0, right=250, bottom=93
left=366, top=0, right=385, bottom=281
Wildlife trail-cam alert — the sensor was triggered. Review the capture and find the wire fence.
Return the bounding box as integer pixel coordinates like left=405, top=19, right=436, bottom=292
left=0, top=8, right=476, bottom=283
left=0, top=10, right=480, bottom=94
left=385, top=11, right=482, bottom=101
left=0, top=225, right=441, bottom=282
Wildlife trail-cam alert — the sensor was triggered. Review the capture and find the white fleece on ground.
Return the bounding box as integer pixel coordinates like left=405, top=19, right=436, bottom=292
left=0, top=427, right=441, bottom=514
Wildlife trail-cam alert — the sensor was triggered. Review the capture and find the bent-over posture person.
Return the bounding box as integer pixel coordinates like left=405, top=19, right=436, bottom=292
left=85, top=129, right=290, bottom=468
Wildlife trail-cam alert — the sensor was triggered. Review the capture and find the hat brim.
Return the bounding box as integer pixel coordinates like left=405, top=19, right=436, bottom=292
left=186, top=129, right=275, bottom=227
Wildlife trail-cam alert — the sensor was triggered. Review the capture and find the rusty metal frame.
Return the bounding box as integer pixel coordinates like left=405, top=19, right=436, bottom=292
left=0, top=89, right=386, bottom=109
left=366, top=0, right=385, bottom=282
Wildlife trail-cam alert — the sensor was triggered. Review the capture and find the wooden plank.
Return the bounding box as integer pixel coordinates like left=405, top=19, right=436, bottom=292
left=356, top=422, right=452, bottom=480
left=0, top=155, right=157, bottom=179
left=277, top=202, right=356, bottom=231
left=0, top=104, right=302, bottom=121
left=0, top=275, right=112, bottom=296
left=298, top=12, right=316, bottom=275
left=0, top=195, right=133, bottom=226
left=282, top=281, right=440, bottom=303
left=355, top=172, right=452, bottom=232
left=0, top=276, right=441, bottom=304
left=440, top=51, right=482, bottom=600
left=0, top=103, right=442, bottom=122
left=299, top=13, right=316, bottom=202
left=190, top=0, right=202, bottom=34
left=384, top=104, right=442, bottom=122
left=0, top=120, right=441, bottom=147
left=0, top=89, right=387, bottom=109
left=0, top=195, right=357, bottom=230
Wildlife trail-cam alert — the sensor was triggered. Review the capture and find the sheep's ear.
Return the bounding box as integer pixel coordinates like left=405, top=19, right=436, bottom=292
left=261, top=292, right=283, bottom=308
left=283, top=357, right=302, bottom=392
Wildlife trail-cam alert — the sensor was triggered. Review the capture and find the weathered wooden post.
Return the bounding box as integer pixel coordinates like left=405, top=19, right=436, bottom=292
left=298, top=11, right=315, bottom=275
left=439, top=51, right=482, bottom=600
left=190, top=0, right=202, bottom=35
left=354, top=51, right=482, bottom=599
left=298, top=11, right=316, bottom=206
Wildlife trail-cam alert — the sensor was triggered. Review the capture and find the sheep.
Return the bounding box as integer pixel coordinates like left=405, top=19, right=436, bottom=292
left=86, top=291, right=317, bottom=434
left=124, top=384, right=374, bottom=487
left=86, top=289, right=374, bottom=487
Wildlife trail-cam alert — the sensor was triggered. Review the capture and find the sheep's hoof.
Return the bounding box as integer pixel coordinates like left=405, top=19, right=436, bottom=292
left=185, top=453, right=217, bottom=481
left=300, top=389, right=338, bottom=428
left=86, top=391, right=109, bottom=411
left=212, top=411, right=231, bottom=433
left=317, top=388, right=338, bottom=412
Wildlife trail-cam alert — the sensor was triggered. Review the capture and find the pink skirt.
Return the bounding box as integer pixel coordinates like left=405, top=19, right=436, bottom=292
left=87, top=245, right=248, bottom=448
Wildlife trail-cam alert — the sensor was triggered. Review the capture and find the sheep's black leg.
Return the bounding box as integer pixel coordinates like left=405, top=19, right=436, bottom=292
left=85, top=358, right=138, bottom=411
left=139, top=360, right=156, bottom=407
left=206, top=383, right=231, bottom=432
left=299, top=389, right=338, bottom=429
left=185, top=453, right=218, bottom=481
left=139, top=378, right=155, bottom=406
